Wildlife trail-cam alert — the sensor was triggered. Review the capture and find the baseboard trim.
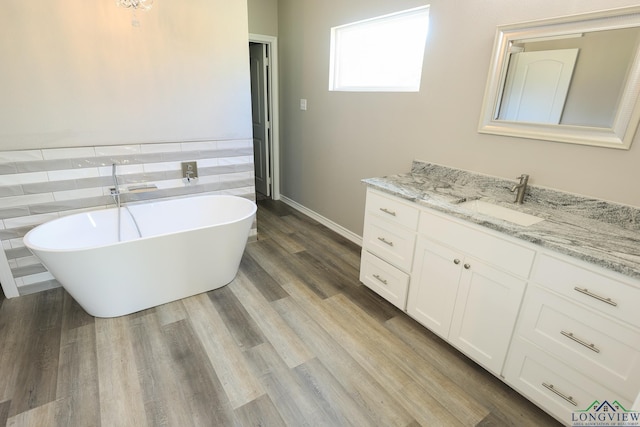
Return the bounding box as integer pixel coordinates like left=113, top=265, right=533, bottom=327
left=279, top=196, right=363, bottom=247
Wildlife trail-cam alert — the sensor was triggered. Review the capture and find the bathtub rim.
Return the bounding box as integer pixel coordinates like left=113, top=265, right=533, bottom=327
left=23, top=194, right=257, bottom=253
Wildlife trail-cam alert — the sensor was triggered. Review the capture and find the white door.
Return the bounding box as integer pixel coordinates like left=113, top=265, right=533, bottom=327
left=249, top=43, right=270, bottom=197
left=499, top=48, right=579, bottom=124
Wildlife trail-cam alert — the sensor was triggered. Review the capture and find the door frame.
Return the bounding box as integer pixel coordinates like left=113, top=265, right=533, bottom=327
left=249, top=34, right=280, bottom=200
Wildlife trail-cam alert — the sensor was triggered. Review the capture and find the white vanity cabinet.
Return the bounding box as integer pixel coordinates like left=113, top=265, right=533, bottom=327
left=408, top=209, right=533, bottom=375
left=359, top=186, right=640, bottom=424
left=360, top=189, right=419, bottom=309
left=504, top=252, right=640, bottom=422
left=360, top=188, right=535, bottom=375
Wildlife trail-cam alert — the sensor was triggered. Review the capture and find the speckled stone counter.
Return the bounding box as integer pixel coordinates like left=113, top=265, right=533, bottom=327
left=363, top=160, right=640, bottom=280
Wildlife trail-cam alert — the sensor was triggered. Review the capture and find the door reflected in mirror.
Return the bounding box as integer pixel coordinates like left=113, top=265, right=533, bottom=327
left=498, top=28, right=640, bottom=127
left=499, top=47, right=579, bottom=125
left=478, top=6, right=640, bottom=149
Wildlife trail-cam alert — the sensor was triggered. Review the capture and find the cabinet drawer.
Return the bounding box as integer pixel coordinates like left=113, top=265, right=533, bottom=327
left=419, top=209, right=535, bottom=277
left=517, top=284, right=640, bottom=400
left=363, top=215, right=416, bottom=271
left=504, top=338, right=632, bottom=425
left=532, top=253, right=640, bottom=328
left=365, top=189, right=419, bottom=230
left=360, top=250, right=409, bottom=310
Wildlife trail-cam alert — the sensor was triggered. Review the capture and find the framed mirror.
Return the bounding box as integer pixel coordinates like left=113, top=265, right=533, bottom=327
left=478, top=6, right=640, bottom=149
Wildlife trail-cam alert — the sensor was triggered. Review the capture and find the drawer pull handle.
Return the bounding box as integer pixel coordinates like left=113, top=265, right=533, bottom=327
left=464, top=263, right=471, bottom=269
left=379, top=208, right=397, bottom=216
left=377, top=237, right=394, bottom=246
left=453, top=259, right=461, bottom=265
left=561, top=331, right=600, bottom=353
left=373, top=274, right=388, bottom=285
left=542, top=383, right=577, bottom=406
left=574, top=287, right=617, bottom=307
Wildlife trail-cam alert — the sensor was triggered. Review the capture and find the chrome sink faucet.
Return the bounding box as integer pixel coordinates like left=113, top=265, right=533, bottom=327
left=510, top=174, right=529, bottom=204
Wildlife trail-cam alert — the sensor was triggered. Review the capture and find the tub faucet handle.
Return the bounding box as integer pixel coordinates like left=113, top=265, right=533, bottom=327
left=181, top=161, right=198, bottom=183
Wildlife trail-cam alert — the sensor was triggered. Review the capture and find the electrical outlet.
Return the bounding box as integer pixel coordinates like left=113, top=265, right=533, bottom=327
left=181, top=161, right=198, bottom=181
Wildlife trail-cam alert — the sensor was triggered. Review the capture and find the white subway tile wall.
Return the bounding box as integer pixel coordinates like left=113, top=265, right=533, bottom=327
left=0, top=139, right=256, bottom=296
left=42, top=147, right=97, bottom=160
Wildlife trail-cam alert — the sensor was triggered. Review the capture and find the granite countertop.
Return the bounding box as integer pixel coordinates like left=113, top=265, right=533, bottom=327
left=363, top=161, right=640, bottom=280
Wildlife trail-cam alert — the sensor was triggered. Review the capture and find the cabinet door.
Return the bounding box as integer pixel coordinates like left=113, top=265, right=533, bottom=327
left=448, top=259, right=526, bottom=375
left=407, top=237, right=462, bottom=339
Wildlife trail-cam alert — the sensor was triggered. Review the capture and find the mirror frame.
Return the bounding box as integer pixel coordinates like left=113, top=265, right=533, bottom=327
left=478, top=6, right=640, bottom=150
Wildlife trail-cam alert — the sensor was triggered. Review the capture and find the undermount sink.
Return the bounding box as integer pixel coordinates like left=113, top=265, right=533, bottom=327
left=458, top=200, right=544, bottom=227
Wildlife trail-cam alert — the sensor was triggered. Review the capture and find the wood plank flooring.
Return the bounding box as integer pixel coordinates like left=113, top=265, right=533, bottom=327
left=0, top=199, right=561, bottom=426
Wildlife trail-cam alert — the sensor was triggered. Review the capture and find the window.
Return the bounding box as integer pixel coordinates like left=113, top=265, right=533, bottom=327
left=329, top=6, right=430, bottom=92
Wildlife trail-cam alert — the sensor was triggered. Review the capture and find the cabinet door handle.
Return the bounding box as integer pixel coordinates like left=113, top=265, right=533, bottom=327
left=463, top=263, right=471, bottom=269
left=377, top=237, right=394, bottom=246
left=379, top=208, right=397, bottom=216
left=373, top=274, right=388, bottom=285
left=573, top=287, right=617, bottom=307
left=561, top=331, right=600, bottom=353
left=542, top=383, right=577, bottom=406
left=453, top=259, right=461, bottom=265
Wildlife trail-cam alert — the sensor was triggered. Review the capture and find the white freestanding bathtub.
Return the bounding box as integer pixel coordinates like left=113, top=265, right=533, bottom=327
left=23, top=195, right=256, bottom=318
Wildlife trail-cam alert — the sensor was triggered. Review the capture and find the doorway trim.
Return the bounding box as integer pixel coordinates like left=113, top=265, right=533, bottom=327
left=249, top=33, right=280, bottom=200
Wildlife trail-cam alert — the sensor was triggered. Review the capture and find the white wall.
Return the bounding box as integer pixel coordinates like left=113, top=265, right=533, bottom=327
left=277, top=0, right=640, bottom=236
left=0, top=0, right=252, bottom=150
left=248, top=0, right=278, bottom=36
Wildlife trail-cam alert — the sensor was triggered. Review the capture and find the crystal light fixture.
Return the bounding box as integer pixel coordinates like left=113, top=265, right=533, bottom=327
left=116, top=0, right=153, bottom=11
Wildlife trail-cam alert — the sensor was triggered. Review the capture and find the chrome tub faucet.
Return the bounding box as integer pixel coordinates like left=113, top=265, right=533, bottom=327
left=110, top=163, right=142, bottom=241
left=110, top=163, right=121, bottom=207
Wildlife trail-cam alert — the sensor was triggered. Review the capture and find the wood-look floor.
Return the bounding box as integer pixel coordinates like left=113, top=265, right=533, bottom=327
left=0, top=199, right=561, bottom=427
